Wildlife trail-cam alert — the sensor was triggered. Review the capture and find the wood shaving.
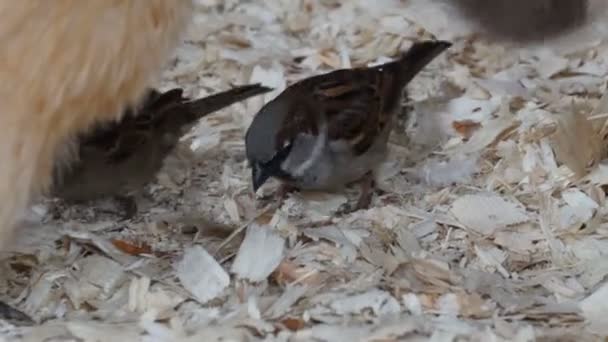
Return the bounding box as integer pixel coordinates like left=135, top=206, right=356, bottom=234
left=4, top=0, right=608, bottom=340
left=231, top=222, right=285, bottom=282
left=450, top=193, right=530, bottom=236
left=176, top=246, right=230, bottom=304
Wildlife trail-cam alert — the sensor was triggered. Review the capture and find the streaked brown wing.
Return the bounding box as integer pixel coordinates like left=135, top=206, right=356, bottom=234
left=311, top=69, right=396, bottom=155
left=79, top=88, right=185, bottom=164
left=103, top=130, right=150, bottom=164
left=272, top=64, right=402, bottom=155
left=274, top=89, right=321, bottom=149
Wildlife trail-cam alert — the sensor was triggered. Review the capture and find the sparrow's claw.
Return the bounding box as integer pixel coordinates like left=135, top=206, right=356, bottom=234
left=355, top=173, right=376, bottom=211
left=115, top=196, right=137, bottom=219
left=274, top=184, right=300, bottom=209
left=277, top=184, right=298, bottom=202
left=48, top=201, right=64, bottom=220
left=338, top=173, right=376, bottom=215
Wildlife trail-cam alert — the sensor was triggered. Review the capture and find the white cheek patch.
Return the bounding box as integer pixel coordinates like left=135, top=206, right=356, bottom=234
left=289, top=116, right=328, bottom=177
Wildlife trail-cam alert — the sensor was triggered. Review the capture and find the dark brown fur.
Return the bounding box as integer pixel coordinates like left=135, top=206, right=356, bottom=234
left=450, top=0, right=590, bottom=42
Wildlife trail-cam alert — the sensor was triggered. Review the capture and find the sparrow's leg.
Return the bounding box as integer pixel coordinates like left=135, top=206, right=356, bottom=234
left=115, top=196, right=138, bottom=219
left=48, top=201, right=64, bottom=220
left=0, top=301, right=34, bottom=326
left=338, top=172, right=376, bottom=214
left=255, top=184, right=297, bottom=210
left=355, top=172, right=376, bottom=211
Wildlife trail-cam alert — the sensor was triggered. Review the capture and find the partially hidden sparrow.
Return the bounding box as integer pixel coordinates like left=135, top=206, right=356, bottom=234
left=450, top=0, right=589, bottom=42
left=245, top=40, right=452, bottom=211
left=51, top=84, right=272, bottom=217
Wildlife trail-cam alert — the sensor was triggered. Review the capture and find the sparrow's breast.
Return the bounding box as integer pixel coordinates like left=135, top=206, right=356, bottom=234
left=328, top=126, right=391, bottom=186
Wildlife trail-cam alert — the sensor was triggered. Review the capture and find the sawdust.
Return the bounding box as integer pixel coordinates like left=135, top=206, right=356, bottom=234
left=4, top=0, right=608, bottom=341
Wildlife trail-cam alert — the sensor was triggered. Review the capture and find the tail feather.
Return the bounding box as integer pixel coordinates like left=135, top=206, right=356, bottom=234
left=185, top=84, right=274, bottom=119
left=393, top=40, right=452, bottom=86
left=161, top=83, right=274, bottom=134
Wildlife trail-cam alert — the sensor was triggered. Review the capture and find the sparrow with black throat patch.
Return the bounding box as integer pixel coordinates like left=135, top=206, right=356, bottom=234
left=245, top=40, right=452, bottom=211
left=51, top=84, right=272, bottom=217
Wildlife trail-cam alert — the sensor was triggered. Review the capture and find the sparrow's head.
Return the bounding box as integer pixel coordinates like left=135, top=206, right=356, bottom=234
left=248, top=142, right=294, bottom=192
left=245, top=97, right=294, bottom=192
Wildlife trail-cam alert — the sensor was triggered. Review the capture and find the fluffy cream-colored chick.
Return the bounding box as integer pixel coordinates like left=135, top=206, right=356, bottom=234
left=0, top=1, right=192, bottom=249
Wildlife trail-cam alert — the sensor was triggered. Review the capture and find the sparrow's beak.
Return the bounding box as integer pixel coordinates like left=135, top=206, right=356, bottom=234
left=252, top=163, right=271, bottom=192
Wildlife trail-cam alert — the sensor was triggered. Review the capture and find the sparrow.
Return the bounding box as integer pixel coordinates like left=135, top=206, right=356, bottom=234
left=450, top=0, right=589, bottom=42
left=0, top=0, right=192, bottom=326
left=245, top=40, right=452, bottom=211
left=50, top=84, right=272, bottom=217
left=0, top=0, right=192, bottom=250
